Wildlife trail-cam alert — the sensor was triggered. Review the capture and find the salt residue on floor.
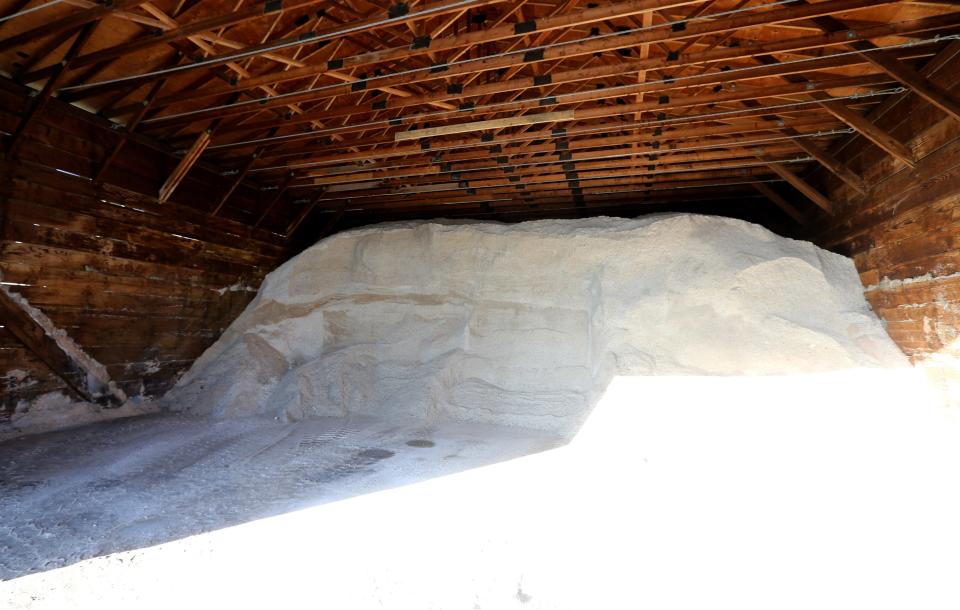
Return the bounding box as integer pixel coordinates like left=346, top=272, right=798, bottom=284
left=4, top=368, right=959, bottom=610
left=1, top=393, right=158, bottom=441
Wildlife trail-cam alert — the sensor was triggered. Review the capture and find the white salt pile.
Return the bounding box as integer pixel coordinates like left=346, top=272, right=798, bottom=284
left=164, top=214, right=907, bottom=435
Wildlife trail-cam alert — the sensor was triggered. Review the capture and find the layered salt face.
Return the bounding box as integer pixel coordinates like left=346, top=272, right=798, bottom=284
left=164, top=215, right=907, bottom=435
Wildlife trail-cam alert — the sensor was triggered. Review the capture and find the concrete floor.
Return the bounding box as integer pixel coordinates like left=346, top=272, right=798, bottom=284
left=3, top=371, right=960, bottom=609
left=0, top=412, right=560, bottom=580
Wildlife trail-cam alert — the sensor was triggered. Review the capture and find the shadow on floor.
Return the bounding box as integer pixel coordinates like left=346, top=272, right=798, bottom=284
left=0, top=411, right=561, bottom=580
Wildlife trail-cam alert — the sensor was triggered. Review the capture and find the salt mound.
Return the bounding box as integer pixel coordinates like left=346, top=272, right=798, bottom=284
left=164, top=214, right=907, bottom=435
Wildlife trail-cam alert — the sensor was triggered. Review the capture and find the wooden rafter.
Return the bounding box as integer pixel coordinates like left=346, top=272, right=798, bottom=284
left=159, top=129, right=211, bottom=203
left=133, top=0, right=900, bottom=123
left=0, top=0, right=142, bottom=53
left=38, top=0, right=508, bottom=91
left=751, top=182, right=807, bottom=225
left=758, top=156, right=834, bottom=213
left=0, top=0, right=957, bottom=228
left=6, top=22, right=97, bottom=152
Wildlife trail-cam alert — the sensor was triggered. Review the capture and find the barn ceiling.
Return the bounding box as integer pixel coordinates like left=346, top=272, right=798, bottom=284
left=1, top=0, right=959, bottom=231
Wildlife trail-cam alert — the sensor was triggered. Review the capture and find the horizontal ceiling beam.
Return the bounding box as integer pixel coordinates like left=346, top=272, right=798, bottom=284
left=139, top=0, right=898, bottom=128
left=47, top=0, right=509, bottom=93
left=0, top=0, right=143, bottom=53
left=198, top=39, right=927, bottom=142
left=206, top=72, right=894, bottom=159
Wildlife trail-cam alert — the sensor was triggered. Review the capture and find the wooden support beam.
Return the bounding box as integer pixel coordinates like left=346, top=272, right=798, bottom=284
left=751, top=181, right=807, bottom=224
left=253, top=172, right=296, bottom=228
left=316, top=204, right=347, bottom=239
left=159, top=129, right=211, bottom=203
left=42, top=0, right=348, bottom=71
left=6, top=22, right=96, bottom=153
left=758, top=156, right=834, bottom=213
left=812, top=93, right=916, bottom=167
left=247, top=107, right=844, bottom=169
left=206, top=72, right=891, bottom=156
left=395, top=110, right=575, bottom=140
left=0, top=0, right=142, bottom=54
left=853, top=44, right=960, bottom=124
left=303, top=171, right=775, bottom=210
left=782, top=127, right=867, bottom=195
left=51, top=0, right=508, bottom=88
left=12, top=27, right=78, bottom=79
left=350, top=185, right=764, bottom=217
left=828, top=38, right=960, bottom=161
left=94, top=54, right=184, bottom=183
left=139, top=0, right=903, bottom=127
left=295, top=139, right=814, bottom=188
left=738, top=97, right=866, bottom=195
left=285, top=195, right=325, bottom=236
left=0, top=287, right=125, bottom=405
left=803, top=6, right=960, bottom=123
left=212, top=152, right=261, bottom=217
left=131, top=3, right=351, bottom=134
left=297, top=161, right=795, bottom=205
left=254, top=114, right=837, bottom=177
left=752, top=52, right=917, bottom=169
left=198, top=14, right=916, bottom=139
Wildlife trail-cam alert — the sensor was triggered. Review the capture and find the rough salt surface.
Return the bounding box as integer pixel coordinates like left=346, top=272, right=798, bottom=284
left=164, top=214, right=907, bottom=435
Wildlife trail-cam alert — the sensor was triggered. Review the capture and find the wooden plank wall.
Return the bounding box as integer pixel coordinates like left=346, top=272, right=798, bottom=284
left=812, top=52, right=960, bottom=401
left=0, top=81, right=290, bottom=420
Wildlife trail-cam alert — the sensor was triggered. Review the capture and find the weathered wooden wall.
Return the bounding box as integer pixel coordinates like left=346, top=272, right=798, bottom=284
left=811, top=45, right=960, bottom=401
left=0, top=80, right=289, bottom=420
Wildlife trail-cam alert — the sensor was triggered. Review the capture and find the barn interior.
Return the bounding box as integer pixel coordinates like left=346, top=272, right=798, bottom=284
left=1, top=0, right=960, bottom=607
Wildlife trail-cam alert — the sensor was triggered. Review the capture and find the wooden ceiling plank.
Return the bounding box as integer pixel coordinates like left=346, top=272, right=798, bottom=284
left=0, top=0, right=36, bottom=31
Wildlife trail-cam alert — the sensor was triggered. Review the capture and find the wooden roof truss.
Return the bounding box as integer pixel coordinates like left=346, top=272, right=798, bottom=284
left=1, top=0, right=959, bottom=233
